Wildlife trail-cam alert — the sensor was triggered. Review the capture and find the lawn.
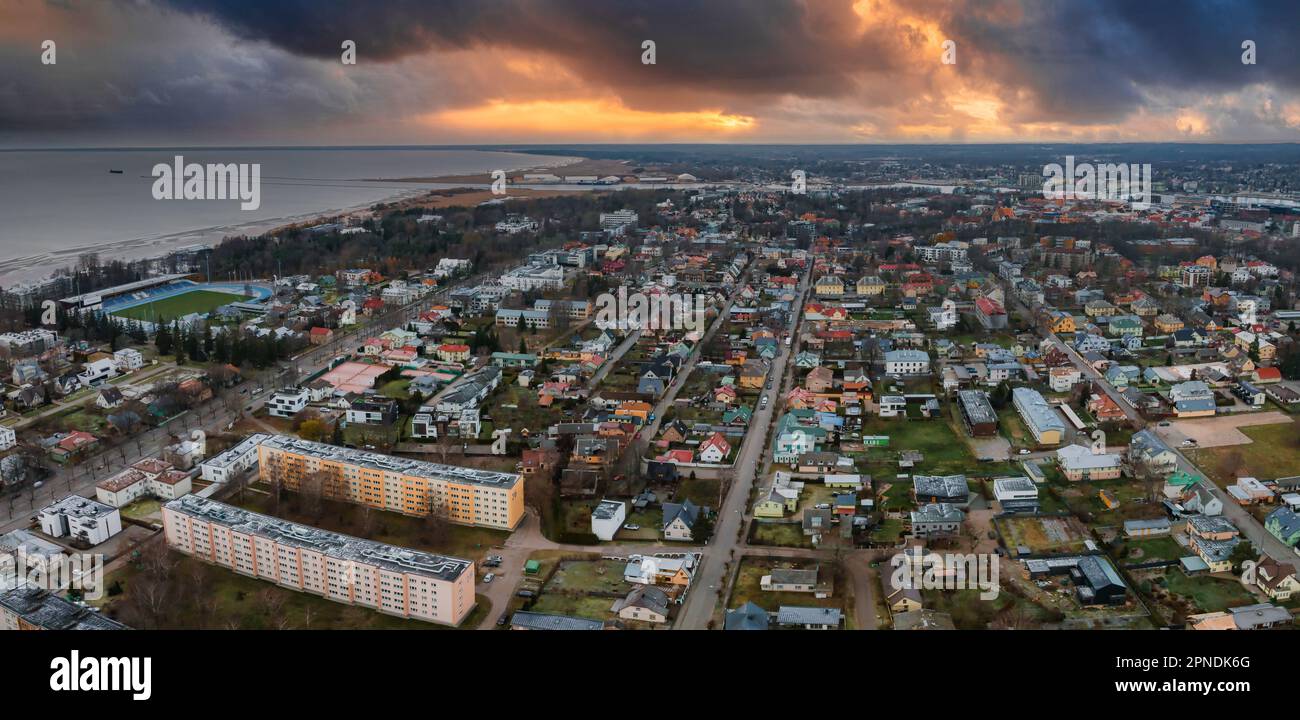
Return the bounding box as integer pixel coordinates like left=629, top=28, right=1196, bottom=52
left=545, top=560, right=629, bottom=594
left=750, top=522, right=812, bottom=548
left=111, top=289, right=250, bottom=323
left=1200, top=417, right=1300, bottom=483
left=1156, top=569, right=1257, bottom=613
left=675, top=474, right=721, bottom=508
left=922, top=588, right=1058, bottom=630
left=854, top=412, right=976, bottom=475
left=1113, top=535, right=1186, bottom=565
left=728, top=557, right=840, bottom=612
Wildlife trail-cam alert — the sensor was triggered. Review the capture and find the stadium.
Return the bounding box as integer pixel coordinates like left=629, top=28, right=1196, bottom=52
left=61, top=275, right=273, bottom=328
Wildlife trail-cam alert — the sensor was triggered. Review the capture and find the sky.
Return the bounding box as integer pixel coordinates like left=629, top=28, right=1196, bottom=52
left=4, top=0, right=1300, bottom=147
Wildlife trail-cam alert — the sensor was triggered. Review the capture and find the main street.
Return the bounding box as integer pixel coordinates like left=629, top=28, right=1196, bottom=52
left=674, top=264, right=813, bottom=629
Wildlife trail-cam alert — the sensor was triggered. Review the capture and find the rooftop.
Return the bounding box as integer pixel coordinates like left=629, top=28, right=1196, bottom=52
left=261, top=434, right=519, bottom=490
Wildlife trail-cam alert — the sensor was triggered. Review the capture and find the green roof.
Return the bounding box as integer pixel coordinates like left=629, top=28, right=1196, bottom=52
left=1167, top=470, right=1198, bottom=486
left=524, top=560, right=541, bottom=573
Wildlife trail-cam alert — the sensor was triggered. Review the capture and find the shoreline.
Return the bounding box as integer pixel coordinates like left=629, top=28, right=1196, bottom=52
left=0, top=152, right=592, bottom=289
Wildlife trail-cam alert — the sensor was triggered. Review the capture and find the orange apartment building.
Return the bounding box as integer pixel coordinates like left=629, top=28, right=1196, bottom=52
left=163, top=496, right=476, bottom=626
left=256, top=435, right=524, bottom=530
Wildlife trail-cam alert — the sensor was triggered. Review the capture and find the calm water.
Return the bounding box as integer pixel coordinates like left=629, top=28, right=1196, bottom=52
left=0, top=147, right=576, bottom=286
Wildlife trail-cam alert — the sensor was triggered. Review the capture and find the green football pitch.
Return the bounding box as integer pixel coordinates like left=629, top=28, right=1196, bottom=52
left=110, top=289, right=250, bottom=323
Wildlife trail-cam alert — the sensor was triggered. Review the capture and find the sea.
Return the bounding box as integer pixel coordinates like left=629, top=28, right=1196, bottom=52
left=0, top=147, right=578, bottom=287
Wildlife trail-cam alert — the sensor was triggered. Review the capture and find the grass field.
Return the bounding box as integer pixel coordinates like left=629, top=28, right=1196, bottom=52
left=1200, top=417, right=1300, bottom=484
left=110, top=289, right=249, bottom=322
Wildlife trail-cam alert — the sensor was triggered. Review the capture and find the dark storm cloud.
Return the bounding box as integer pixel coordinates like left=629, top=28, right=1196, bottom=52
left=169, top=0, right=1300, bottom=120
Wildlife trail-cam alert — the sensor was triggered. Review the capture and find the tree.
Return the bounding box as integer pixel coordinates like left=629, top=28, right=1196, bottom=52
left=692, top=511, right=715, bottom=542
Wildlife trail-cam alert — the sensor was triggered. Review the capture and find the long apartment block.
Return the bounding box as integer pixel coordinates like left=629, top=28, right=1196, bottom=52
left=256, top=434, right=524, bottom=529
left=163, top=496, right=476, bottom=626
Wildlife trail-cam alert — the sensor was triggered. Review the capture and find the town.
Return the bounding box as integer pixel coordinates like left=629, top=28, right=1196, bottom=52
left=5, top=152, right=1300, bottom=633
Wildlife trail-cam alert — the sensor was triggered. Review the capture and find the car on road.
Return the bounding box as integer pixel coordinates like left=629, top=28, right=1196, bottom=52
left=32, top=481, right=43, bottom=489
left=814, top=503, right=832, bottom=510
left=1182, top=439, right=1198, bottom=446
left=760, top=395, right=769, bottom=408
left=1018, top=449, right=1031, bottom=455
left=496, top=614, right=510, bottom=627
left=1158, top=421, right=1171, bottom=427
left=482, top=573, right=495, bottom=583
left=623, top=523, right=641, bottom=531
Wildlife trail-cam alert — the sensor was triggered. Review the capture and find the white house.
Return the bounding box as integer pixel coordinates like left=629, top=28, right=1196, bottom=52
left=267, top=387, right=310, bottom=418
left=0, top=425, right=15, bottom=452
left=884, top=350, right=930, bottom=376
left=37, top=496, right=122, bottom=545
left=590, top=499, right=626, bottom=541
left=77, top=357, right=117, bottom=386
left=113, top=347, right=144, bottom=372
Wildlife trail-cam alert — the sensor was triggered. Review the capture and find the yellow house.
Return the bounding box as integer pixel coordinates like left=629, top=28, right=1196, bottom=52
left=615, top=400, right=653, bottom=423
left=1048, top=311, right=1076, bottom=334
left=1153, top=314, right=1184, bottom=333
left=815, top=276, right=845, bottom=297
left=856, top=276, right=886, bottom=296
left=755, top=487, right=799, bottom=518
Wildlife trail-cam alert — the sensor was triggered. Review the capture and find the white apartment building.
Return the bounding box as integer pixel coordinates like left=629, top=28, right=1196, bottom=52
left=38, top=496, right=122, bottom=546
left=199, top=433, right=270, bottom=483
left=163, top=496, right=477, bottom=626
left=0, top=425, right=15, bottom=452
left=499, top=263, right=568, bottom=292
left=599, top=209, right=639, bottom=232
left=494, top=215, right=539, bottom=234
left=267, top=387, right=310, bottom=418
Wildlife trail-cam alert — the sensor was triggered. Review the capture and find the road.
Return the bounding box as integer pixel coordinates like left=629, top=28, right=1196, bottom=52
left=674, top=263, right=813, bottom=629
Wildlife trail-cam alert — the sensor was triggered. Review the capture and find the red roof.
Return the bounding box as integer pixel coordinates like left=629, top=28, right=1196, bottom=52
left=439, top=344, right=470, bottom=353
left=1256, top=367, right=1282, bottom=380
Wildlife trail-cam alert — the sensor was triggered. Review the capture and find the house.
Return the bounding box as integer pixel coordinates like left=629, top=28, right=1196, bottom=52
left=346, top=397, right=399, bottom=425
left=610, top=585, right=670, bottom=624
left=662, top=499, right=701, bottom=541
left=590, top=499, right=626, bottom=541
left=776, top=605, right=842, bottom=630
left=761, top=566, right=830, bottom=595
left=308, top=326, right=334, bottom=345
left=623, top=556, right=694, bottom=586
left=1128, top=429, right=1178, bottom=476
left=1123, top=518, right=1172, bottom=537
left=48, top=431, right=98, bottom=463
left=1056, top=444, right=1123, bottom=482
left=697, top=432, right=731, bottom=463
left=1265, top=506, right=1300, bottom=548
left=435, top=343, right=471, bottom=363
left=885, top=572, right=923, bottom=613
left=1188, top=603, right=1292, bottom=631
left=992, top=476, right=1039, bottom=513
left=884, top=349, right=930, bottom=376
left=725, top=601, right=770, bottom=630
left=912, top=474, right=970, bottom=506
left=267, top=387, right=310, bottom=418
left=95, top=386, right=125, bottom=410
left=1169, top=380, right=1216, bottom=418
left=1255, top=559, right=1300, bottom=601
left=910, top=503, right=965, bottom=538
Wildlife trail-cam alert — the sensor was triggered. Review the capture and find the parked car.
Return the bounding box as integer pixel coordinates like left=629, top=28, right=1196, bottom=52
left=496, top=614, right=510, bottom=627
left=623, top=523, right=641, bottom=531
left=815, top=503, right=832, bottom=510
left=482, top=573, right=495, bottom=583
left=1018, top=449, right=1031, bottom=455
left=517, top=590, right=535, bottom=598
